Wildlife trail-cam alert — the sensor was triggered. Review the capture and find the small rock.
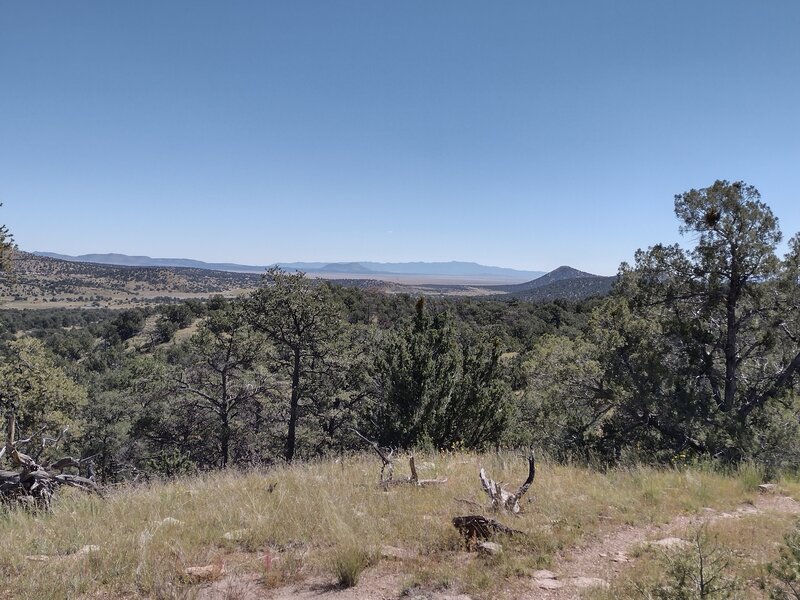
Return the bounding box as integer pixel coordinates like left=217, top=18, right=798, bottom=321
left=759, top=483, right=779, bottom=494
left=651, top=537, right=690, bottom=549
left=736, top=504, right=760, bottom=515
left=222, top=529, right=249, bottom=541
left=571, top=576, right=609, bottom=589
left=532, top=570, right=557, bottom=580
left=380, top=545, right=413, bottom=560
left=477, top=542, right=503, bottom=556
left=75, top=545, right=100, bottom=556
left=184, top=562, right=225, bottom=582
left=24, top=555, right=50, bottom=562
left=160, top=517, right=183, bottom=526
left=610, top=551, right=629, bottom=563
left=536, top=579, right=564, bottom=589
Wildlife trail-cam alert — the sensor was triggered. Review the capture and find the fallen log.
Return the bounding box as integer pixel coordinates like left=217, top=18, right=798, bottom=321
left=452, top=515, right=524, bottom=546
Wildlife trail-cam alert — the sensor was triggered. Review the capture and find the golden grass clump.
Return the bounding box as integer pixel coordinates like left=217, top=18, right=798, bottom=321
left=328, top=542, right=377, bottom=588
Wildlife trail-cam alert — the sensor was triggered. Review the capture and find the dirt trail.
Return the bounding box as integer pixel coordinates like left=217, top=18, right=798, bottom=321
left=529, top=492, right=800, bottom=599
left=195, top=492, right=800, bottom=600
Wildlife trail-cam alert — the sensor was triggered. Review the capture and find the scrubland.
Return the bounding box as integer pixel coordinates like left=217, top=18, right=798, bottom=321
left=2, top=453, right=799, bottom=599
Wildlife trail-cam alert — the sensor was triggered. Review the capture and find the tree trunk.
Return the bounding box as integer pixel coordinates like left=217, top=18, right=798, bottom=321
left=220, top=421, right=230, bottom=467
left=723, top=250, right=741, bottom=412
left=723, top=292, right=738, bottom=412
left=285, top=348, right=301, bottom=462
left=4, top=408, right=15, bottom=456
left=220, top=372, right=230, bottom=467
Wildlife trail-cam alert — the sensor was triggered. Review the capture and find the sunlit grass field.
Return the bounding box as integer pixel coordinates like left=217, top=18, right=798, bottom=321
left=1, top=452, right=797, bottom=599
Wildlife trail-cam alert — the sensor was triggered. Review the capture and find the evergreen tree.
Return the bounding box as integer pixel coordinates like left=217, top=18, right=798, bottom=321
left=1, top=338, right=87, bottom=463
left=176, top=304, right=271, bottom=467
left=246, top=268, right=361, bottom=462
left=372, top=298, right=510, bottom=449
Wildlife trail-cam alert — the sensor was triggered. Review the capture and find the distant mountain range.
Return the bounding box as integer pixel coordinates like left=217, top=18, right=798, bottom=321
left=33, top=252, right=545, bottom=281
left=4, top=252, right=615, bottom=309
left=33, top=252, right=268, bottom=273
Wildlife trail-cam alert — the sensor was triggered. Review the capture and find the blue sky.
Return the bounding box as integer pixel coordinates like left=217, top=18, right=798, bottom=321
left=2, top=1, right=799, bottom=275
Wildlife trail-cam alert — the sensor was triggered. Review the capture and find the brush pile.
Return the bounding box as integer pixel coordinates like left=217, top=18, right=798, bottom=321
left=1, top=418, right=100, bottom=510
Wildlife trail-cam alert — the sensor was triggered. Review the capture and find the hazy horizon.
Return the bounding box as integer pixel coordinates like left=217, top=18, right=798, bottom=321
left=30, top=249, right=557, bottom=277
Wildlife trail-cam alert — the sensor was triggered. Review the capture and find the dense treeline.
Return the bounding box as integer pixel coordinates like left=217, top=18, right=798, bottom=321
left=526, top=181, right=800, bottom=473
left=1, top=181, right=799, bottom=481
left=0, top=274, right=584, bottom=480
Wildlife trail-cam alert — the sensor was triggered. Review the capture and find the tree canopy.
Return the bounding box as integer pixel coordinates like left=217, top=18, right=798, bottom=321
left=528, top=180, right=800, bottom=465
left=0, top=204, right=14, bottom=275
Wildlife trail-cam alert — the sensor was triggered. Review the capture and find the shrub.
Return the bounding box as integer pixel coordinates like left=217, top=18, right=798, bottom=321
left=328, top=544, right=376, bottom=588
left=646, top=525, right=738, bottom=599
left=769, top=522, right=800, bottom=599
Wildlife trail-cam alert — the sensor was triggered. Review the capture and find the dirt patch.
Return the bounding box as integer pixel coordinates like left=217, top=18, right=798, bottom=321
left=176, top=494, right=800, bottom=600
left=526, top=493, right=800, bottom=599
left=195, top=564, right=406, bottom=600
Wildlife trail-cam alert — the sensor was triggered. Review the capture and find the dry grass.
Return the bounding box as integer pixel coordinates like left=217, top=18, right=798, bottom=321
left=591, top=514, right=792, bottom=600
left=589, top=477, right=800, bottom=599
left=0, top=453, right=794, bottom=599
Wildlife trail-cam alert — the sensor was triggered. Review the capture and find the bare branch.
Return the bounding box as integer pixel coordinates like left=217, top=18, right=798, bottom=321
left=35, top=427, right=69, bottom=460
left=14, top=425, right=48, bottom=448
left=479, top=451, right=536, bottom=514
left=512, top=451, right=536, bottom=505
left=409, top=454, right=418, bottom=483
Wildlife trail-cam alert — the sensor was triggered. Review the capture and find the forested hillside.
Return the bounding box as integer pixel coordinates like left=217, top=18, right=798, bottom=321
left=1, top=180, right=799, bottom=482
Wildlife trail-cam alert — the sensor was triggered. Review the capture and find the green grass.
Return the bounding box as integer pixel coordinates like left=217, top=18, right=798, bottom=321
left=0, top=452, right=793, bottom=599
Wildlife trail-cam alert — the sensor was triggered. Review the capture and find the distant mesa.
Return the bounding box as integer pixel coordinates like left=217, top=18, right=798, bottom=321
left=320, top=262, right=375, bottom=274
left=32, top=252, right=544, bottom=281
left=34, top=252, right=267, bottom=273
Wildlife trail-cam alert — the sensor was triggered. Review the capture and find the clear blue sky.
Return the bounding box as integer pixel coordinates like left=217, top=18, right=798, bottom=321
left=2, top=1, right=799, bottom=275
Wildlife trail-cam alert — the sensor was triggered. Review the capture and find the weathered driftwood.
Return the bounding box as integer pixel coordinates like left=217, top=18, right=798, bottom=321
left=1, top=413, right=101, bottom=509
left=479, top=451, right=536, bottom=514
left=0, top=457, right=100, bottom=509
left=350, top=428, right=395, bottom=484
left=452, top=515, right=524, bottom=545
left=350, top=429, right=447, bottom=489
left=407, top=454, right=448, bottom=487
